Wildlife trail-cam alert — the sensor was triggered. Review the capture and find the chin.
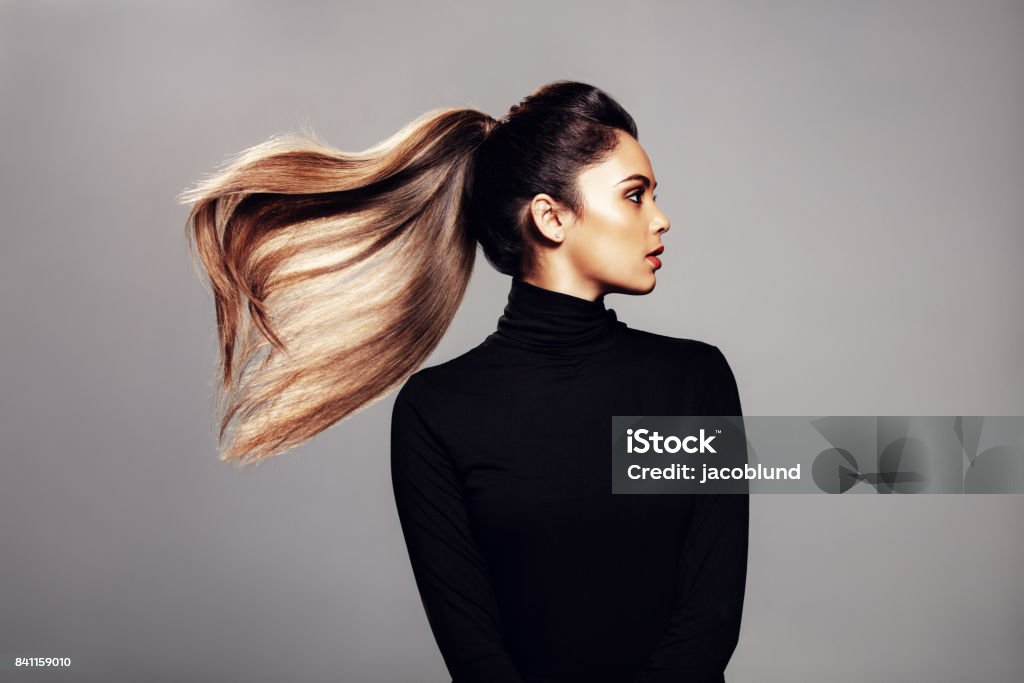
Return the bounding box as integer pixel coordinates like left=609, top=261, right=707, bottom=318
left=615, top=274, right=657, bottom=295
left=638, top=268, right=658, bottom=293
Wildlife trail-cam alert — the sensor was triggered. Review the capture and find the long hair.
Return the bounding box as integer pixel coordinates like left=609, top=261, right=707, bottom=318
left=180, top=80, right=637, bottom=466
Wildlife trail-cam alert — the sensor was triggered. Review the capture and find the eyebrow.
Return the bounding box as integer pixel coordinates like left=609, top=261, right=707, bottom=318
left=616, top=173, right=658, bottom=190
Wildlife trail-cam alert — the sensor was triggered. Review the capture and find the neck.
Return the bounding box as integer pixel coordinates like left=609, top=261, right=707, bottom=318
left=519, top=271, right=603, bottom=302
left=489, top=276, right=620, bottom=356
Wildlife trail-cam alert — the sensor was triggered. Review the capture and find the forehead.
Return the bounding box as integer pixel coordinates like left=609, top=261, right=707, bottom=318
left=578, top=130, right=655, bottom=185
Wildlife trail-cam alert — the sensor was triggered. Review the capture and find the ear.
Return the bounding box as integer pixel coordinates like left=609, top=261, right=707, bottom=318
left=528, top=193, right=573, bottom=243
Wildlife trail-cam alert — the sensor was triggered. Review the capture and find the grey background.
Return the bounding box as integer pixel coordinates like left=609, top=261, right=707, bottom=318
left=2, top=1, right=1022, bottom=681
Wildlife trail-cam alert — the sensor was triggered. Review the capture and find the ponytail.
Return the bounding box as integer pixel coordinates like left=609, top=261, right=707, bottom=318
left=179, top=109, right=496, bottom=466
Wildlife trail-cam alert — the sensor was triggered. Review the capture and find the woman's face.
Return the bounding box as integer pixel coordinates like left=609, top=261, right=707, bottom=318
left=531, top=130, right=671, bottom=298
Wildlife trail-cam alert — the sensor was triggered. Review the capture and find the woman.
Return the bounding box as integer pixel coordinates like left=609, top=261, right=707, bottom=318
left=181, top=80, right=748, bottom=683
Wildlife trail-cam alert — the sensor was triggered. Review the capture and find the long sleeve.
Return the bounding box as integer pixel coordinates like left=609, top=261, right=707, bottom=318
left=390, top=374, right=526, bottom=683
left=632, top=345, right=750, bottom=683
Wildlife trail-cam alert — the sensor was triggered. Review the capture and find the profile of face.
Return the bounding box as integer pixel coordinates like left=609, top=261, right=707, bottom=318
left=528, top=130, right=671, bottom=299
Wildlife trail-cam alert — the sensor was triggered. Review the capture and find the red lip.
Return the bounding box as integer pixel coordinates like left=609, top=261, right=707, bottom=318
left=646, top=246, right=664, bottom=269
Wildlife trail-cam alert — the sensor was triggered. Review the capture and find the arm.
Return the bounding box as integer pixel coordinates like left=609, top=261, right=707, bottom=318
left=390, top=375, right=526, bottom=683
left=633, top=345, right=750, bottom=683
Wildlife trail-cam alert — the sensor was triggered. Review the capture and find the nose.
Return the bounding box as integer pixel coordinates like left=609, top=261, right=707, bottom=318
left=652, top=209, right=670, bottom=235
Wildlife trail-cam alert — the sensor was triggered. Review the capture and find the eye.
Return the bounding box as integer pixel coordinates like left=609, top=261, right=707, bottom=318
left=627, top=188, right=658, bottom=205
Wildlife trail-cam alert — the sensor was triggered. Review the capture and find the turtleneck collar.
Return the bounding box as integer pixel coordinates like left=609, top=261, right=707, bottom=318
left=490, top=276, right=620, bottom=355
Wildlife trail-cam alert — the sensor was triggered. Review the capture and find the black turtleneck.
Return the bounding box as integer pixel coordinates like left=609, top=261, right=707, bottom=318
left=391, top=276, right=748, bottom=683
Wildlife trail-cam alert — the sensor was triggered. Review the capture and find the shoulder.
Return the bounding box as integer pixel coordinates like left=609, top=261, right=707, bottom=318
left=392, top=343, right=488, bottom=411
left=616, top=326, right=732, bottom=374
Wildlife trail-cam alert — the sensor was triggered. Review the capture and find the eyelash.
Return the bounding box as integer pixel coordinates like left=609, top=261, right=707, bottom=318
left=627, top=189, right=658, bottom=205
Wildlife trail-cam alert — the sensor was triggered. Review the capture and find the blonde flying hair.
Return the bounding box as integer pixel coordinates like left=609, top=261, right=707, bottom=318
left=179, top=81, right=638, bottom=466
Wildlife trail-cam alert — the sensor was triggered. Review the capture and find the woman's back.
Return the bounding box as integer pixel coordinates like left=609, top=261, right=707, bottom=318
left=391, top=277, right=748, bottom=683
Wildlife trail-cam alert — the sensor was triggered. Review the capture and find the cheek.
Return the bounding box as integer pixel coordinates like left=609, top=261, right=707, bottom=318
left=571, top=224, right=644, bottom=278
